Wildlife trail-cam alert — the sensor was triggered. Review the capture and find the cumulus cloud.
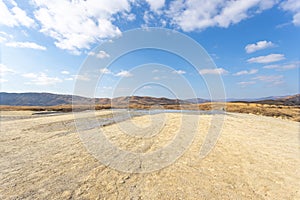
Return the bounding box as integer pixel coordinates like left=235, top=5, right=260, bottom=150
left=172, top=70, right=186, bottom=75
left=22, top=72, right=62, bottom=85
left=145, top=0, right=165, bottom=12
left=31, top=0, right=133, bottom=53
left=247, top=54, right=285, bottom=64
left=281, top=0, right=300, bottom=26
left=5, top=42, right=47, bottom=50
left=199, top=68, right=228, bottom=75
left=0, top=0, right=35, bottom=27
left=115, top=70, right=133, bottom=77
left=233, top=69, right=258, bottom=76
left=245, top=41, right=275, bottom=53
left=167, top=0, right=278, bottom=31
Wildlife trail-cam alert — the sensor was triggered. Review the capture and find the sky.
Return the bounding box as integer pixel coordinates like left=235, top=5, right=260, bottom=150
left=0, top=0, right=299, bottom=99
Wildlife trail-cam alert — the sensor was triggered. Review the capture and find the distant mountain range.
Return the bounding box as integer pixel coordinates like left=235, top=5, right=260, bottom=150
left=0, top=92, right=299, bottom=106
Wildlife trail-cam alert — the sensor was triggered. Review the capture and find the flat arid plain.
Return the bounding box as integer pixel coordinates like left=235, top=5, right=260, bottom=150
left=1, top=109, right=299, bottom=199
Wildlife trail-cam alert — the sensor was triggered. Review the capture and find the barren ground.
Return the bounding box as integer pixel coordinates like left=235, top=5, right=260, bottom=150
left=0, top=111, right=299, bottom=199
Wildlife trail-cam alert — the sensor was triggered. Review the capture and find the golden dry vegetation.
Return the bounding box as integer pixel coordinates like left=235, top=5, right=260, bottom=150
left=1, top=102, right=299, bottom=121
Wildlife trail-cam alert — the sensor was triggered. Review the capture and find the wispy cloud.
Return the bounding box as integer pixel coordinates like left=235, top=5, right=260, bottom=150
left=0, top=64, right=15, bottom=75
left=115, top=70, right=133, bottom=77
left=199, top=68, right=228, bottom=75
left=233, top=69, right=258, bottom=76
left=143, top=85, right=153, bottom=89
left=0, top=78, right=8, bottom=83
left=72, top=74, right=90, bottom=81
left=22, top=72, right=62, bottom=85
left=6, top=42, right=46, bottom=50
left=237, top=81, right=256, bottom=87
left=253, top=75, right=284, bottom=86
left=0, top=31, right=13, bottom=43
left=88, top=51, right=110, bottom=59
left=172, top=70, right=186, bottom=75
left=245, top=41, right=275, bottom=53
left=247, top=54, right=285, bottom=64
left=100, top=68, right=112, bottom=74
left=263, top=62, right=299, bottom=71
left=61, top=70, right=70, bottom=75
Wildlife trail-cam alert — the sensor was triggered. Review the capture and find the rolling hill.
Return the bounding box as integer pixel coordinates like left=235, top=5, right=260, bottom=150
left=0, top=92, right=299, bottom=106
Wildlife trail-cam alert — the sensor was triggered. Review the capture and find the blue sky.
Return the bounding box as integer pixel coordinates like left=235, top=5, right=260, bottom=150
left=0, top=0, right=299, bottom=99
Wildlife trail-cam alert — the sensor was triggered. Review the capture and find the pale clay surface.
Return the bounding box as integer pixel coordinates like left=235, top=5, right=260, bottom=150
left=0, top=111, right=299, bottom=199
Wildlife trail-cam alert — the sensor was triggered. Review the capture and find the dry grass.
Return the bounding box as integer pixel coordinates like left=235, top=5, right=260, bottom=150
left=1, top=102, right=299, bottom=121
left=1, top=111, right=299, bottom=199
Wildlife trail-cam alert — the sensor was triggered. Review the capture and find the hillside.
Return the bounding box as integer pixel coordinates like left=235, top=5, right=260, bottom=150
left=0, top=92, right=299, bottom=106
left=248, top=94, right=300, bottom=106
left=0, top=92, right=186, bottom=106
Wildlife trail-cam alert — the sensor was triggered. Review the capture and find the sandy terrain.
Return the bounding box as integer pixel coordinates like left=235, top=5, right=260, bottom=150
left=0, top=110, right=299, bottom=199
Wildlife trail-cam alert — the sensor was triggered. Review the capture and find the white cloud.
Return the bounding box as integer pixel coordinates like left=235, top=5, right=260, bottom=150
left=281, top=0, right=300, bottom=26
left=0, top=31, right=13, bottom=43
left=247, top=54, right=285, bottom=64
left=102, top=86, right=113, bottom=90
left=126, top=13, right=136, bottom=21
left=245, top=41, right=275, bottom=53
left=172, top=70, right=186, bottom=75
left=199, top=68, right=228, bottom=75
left=263, top=62, right=299, bottom=71
left=0, top=36, right=6, bottom=43
left=152, top=69, right=159, bottom=73
left=61, top=70, right=70, bottom=75
left=0, top=0, right=35, bottom=27
left=233, top=69, right=258, bottom=76
left=32, top=0, right=133, bottom=53
left=22, top=73, right=37, bottom=79
left=72, top=74, right=90, bottom=81
left=237, top=81, right=256, bottom=87
left=5, top=42, right=47, bottom=50
left=22, top=72, right=62, bottom=85
left=253, top=75, right=284, bottom=85
left=65, top=77, right=73, bottom=81
left=0, top=64, right=15, bottom=75
left=143, top=10, right=155, bottom=25
left=167, top=0, right=278, bottom=31
left=145, top=0, right=165, bottom=12
left=115, top=70, right=133, bottom=77
left=0, top=78, right=8, bottom=83
left=89, top=50, right=110, bottom=59
left=143, top=85, right=152, bottom=89
left=100, top=68, right=112, bottom=74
